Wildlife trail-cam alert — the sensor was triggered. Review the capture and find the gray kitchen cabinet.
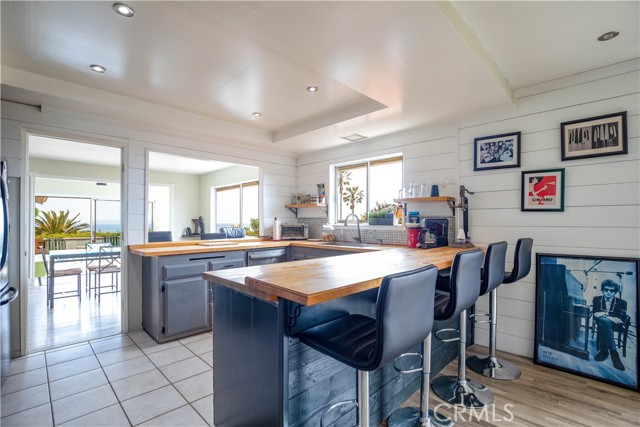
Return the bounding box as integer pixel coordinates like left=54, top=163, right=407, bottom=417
left=142, top=250, right=245, bottom=342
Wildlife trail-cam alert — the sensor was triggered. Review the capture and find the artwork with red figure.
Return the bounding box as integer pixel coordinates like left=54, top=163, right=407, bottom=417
left=528, top=175, right=557, bottom=206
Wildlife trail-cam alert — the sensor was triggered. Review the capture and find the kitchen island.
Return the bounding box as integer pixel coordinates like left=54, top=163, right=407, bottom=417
left=204, top=245, right=470, bottom=427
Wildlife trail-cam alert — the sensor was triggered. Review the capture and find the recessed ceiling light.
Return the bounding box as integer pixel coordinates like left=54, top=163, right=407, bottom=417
left=113, top=3, right=135, bottom=17
left=598, top=31, right=619, bottom=41
left=340, top=133, right=368, bottom=142
left=307, top=86, right=318, bottom=93
left=252, top=112, right=263, bottom=118
left=90, top=64, right=106, bottom=73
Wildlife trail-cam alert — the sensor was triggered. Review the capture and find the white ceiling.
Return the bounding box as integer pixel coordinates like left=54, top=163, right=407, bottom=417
left=29, top=135, right=237, bottom=174
left=2, top=1, right=639, bottom=155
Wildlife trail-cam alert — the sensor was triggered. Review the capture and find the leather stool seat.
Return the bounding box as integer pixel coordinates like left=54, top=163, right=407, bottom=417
left=297, top=314, right=377, bottom=370
left=299, top=265, right=438, bottom=427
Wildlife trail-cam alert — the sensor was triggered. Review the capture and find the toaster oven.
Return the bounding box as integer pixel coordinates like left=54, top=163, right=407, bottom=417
left=280, top=223, right=309, bottom=240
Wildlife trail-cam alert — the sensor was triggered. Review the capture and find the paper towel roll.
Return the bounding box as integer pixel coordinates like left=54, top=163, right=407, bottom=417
left=456, top=229, right=466, bottom=244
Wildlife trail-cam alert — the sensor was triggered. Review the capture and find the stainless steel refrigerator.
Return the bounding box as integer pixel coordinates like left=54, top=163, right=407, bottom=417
left=0, top=160, right=18, bottom=385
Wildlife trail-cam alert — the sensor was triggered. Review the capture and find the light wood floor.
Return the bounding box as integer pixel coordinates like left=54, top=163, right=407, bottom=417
left=27, top=272, right=122, bottom=352
left=387, top=345, right=640, bottom=427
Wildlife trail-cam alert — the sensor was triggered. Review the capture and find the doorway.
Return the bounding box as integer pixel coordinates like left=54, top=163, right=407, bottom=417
left=26, top=134, right=124, bottom=352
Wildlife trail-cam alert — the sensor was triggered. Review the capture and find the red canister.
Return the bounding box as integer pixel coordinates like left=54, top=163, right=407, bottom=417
left=407, top=228, right=420, bottom=248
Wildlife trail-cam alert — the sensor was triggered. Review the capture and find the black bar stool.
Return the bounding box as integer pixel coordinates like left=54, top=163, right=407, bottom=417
left=298, top=265, right=438, bottom=427
left=431, top=249, right=493, bottom=408
left=467, top=238, right=533, bottom=380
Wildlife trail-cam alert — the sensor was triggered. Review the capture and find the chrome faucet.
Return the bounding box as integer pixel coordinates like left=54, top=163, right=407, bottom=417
left=344, top=213, right=362, bottom=243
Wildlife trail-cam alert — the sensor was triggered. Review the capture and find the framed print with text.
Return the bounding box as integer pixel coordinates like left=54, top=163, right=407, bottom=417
left=561, top=111, right=627, bottom=161
left=521, top=168, right=565, bottom=212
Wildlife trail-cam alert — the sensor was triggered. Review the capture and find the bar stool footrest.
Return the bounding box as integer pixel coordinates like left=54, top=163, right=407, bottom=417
left=387, top=406, right=454, bottom=427
left=320, top=399, right=358, bottom=427
left=393, top=352, right=423, bottom=374
left=466, top=355, right=521, bottom=380
left=434, top=328, right=460, bottom=343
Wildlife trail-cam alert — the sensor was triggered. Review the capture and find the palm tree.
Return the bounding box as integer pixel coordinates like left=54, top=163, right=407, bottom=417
left=35, top=210, right=89, bottom=236
left=337, top=170, right=352, bottom=219
left=343, top=186, right=364, bottom=215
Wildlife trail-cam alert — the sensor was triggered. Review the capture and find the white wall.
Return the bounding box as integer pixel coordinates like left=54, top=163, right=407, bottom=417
left=148, top=170, right=199, bottom=240
left=461, top=70, right=640, bottom=357
left=1, top=100, right=297, bottom=348
left=296, top=125, right=460, bottom=223
left=199, top=165, right=259, bottom=232
left=296, top=70, right=639, bottom=359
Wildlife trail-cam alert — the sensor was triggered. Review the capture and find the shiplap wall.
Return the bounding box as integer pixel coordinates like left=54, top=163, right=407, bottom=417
left=0, top=100, right=297, bottom=339
left=295, top=70, right=639, bottom=358
left=460, top=71, right=640, bottom=357
left=296, top=125, right=460, bottom=222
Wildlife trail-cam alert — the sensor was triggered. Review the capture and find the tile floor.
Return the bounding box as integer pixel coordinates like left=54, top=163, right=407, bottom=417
left=1, top=331, right=214, bottom=426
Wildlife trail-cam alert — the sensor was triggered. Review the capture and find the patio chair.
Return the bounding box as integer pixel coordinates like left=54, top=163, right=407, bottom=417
left=38, top=246, right=82, bottom=307
left=94, top=245, right=121, bottom=302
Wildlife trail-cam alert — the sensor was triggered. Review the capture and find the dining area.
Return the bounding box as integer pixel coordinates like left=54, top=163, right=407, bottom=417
left=29, top=242, right=122, bottom=352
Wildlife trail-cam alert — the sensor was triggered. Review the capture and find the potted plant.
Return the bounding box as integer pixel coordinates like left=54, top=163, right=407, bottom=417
left=367, top=202, right=397, bottom=225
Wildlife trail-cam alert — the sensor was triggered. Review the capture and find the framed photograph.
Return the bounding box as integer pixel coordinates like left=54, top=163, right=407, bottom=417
left=561, top=111, right=627, bottom=161
left=474, top=131, right=521, bottom=171
left=535, top=253, right=639, bottom=391
left=521, top=168, right=565, bottom=212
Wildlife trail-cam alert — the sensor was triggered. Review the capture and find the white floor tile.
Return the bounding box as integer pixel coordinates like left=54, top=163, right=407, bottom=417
left=147, top=346, right=193, bottom=368
left=8, top=354, right=46, bottom=376
left=59, top=404, right=130, bottom=426
left=191, top=394, right=214, bottom=427
left=47, top=355, right=100, bottom=382
left=49, top=368, right=108, bottom=401
left=120, top=385, right=186, bottom=426
left=127, top=330, right=154, bottom=345
left=139, top=404, right=207, bottom=427
left=173, top=371, right=213, bottom=403
left=45, top=344, right=94, bottom=366
left=185, top=338, right=212, bottom=356
left=51, top=384, right=117, bottom=424
left=111, top=369, right=170, bottom=402
left=0, top=384, right=50, bottom=417
left=103, top=355, right=155, bottom=383
left=198, top=351, right=213, bottom=367
left=0, top=402, right=53, bottom=427
left=159, top=357, right=210, bottom=384
left=136, top=340, right=180, bottom=355
left=96, top=345, right=144, bottom=367
left=1, top=368, right=48, bottom=395
left=90, top=335, right=134, bottom=354
left=178, top=333, right=211, bottom=346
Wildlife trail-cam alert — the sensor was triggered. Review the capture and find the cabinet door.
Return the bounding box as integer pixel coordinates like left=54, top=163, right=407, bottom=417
left=164, top=277, right=210, bottom=337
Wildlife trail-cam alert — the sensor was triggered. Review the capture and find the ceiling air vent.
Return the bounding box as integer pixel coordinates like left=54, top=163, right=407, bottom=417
left=340, top=133, right=368, bottom=142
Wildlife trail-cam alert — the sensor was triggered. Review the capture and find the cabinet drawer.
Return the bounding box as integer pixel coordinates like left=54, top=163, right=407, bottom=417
left=209, top=259, right=246, bottom=271
left=163, top=262, right=208, bottom=280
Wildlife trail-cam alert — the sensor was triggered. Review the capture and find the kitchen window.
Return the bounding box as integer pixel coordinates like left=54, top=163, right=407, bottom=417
left=214, top=181, right=259, bottom=231
left=335, top=155, right=403, bottom=222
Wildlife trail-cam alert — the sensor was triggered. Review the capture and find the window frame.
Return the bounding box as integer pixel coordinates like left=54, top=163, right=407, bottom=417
left=214, top=180, right=259, bottom=231
left=334, top=155, right=403, bottom=223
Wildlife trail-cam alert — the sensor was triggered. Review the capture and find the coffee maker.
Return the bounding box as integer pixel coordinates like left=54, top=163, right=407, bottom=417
left=417, top=218, right=449, bottom=249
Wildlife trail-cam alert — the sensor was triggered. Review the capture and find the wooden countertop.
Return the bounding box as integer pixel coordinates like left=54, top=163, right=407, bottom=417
left=128, top=239, right=381, bottom=257
left=204, top=246, right=473, bottom=306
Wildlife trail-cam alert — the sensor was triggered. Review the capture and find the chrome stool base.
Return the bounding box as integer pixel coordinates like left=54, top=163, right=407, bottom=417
left=388, top=407, right=453, bottom=427
left=431, top=376, right=494, bottom=408
left=466, top=355, right=521, bottom=380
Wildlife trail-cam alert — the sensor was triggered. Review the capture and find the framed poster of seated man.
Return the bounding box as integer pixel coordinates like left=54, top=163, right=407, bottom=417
left=535, top=253, right=639, bottom=391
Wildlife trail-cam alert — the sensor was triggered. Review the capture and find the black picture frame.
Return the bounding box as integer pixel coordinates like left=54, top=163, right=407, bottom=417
left=473, top=131, right=521, bottom=171
left=521, top=168, right=565, bottom=212
left=561, top=111, right=627, bottom=161
left=535, top=253, right=639, bottom=392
